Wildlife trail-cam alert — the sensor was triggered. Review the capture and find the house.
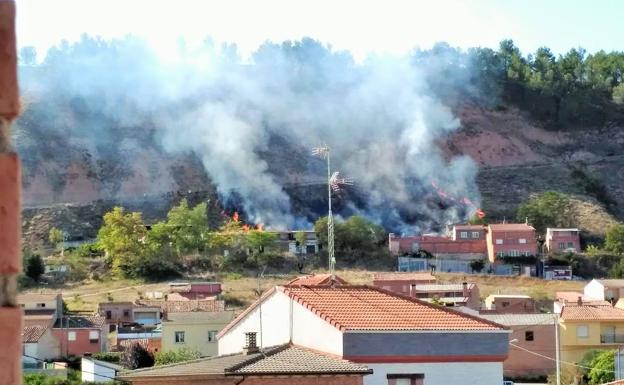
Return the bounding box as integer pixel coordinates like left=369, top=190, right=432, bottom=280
left=52, top=315, right=107, bottom=357
left=451, top=224, right=486, bottom=241
left=411, top=282, right=481, bottom=309
left=559, top=302, right=624, bottom=363
left=478, top=313, right=556, bottom=378
left=483, top=295, right=535, bottom=314
left=22, top=323, right=61, bottom=364
left=269, top=230, right=319, bottom=254
left=118, top=343, right=372, bottom=385
left=81, top=356, right=124, bottom=383
left=372, top=272, right=436, bottom=295
left=218, top=284, right=509, bottom=385
left=286, top=273, right=348, bottom=286
left=546, top=228, right=581, bottom=253
left=161, top=311, right=237, bottom=357
left=486, top=223, right=538, bottom=263
left=18, top=293, right=64, bottom=318
left=388, top=233, right=486, bottom=260
left=584, top=279, right=624, bottom=303
left=169, top=282, right=222, bottom=300
left=99, top=302, right=135, bottom=331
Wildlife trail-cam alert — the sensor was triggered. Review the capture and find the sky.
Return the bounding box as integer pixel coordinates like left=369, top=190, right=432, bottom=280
left=17, top=0, right=624, bottom=61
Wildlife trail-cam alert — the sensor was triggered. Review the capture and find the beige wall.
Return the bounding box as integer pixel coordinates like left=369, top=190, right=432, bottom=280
left=559, top=320, right=624, bottom=362
left=162, top=319, right=230, bottom=357
left=505, top=324, right=555, bottom=378
left=36, top=329, right=61, bottom=360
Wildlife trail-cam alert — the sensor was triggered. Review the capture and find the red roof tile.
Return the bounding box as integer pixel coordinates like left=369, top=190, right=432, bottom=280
left=286, top=274, right=348, bottom=286
left=282, top=285, right=503, bottom=331
left=555, top=291, right=584, bottom=302
left=372, top=272, right=436, bottom=282
left=560, top=304, right=624, bottom=321
left=489, top=223, right=536, bottom=232
left=22, top=325, right=48, bottom=343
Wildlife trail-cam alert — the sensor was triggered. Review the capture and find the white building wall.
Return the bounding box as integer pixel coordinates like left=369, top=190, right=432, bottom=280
left=364, top=362, right=503, bottom=385
left=291, top=297, right=343, bottom=356
left=23, top=344, right=38, bottom=364
left=218, top=290, right=291, bottom=355
left=82, top=358, right=117, bottom=383
left=584, top=280, right=606, bottom=300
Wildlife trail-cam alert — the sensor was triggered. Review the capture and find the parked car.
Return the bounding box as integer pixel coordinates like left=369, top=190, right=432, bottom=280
left=503, top=381, right=514, bottom=385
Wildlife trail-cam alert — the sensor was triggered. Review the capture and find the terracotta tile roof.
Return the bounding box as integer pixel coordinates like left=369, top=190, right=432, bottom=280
left=555, top=291, right=584, bottom=302
left=560, top=304, right=624, bottom=321
left=489, top=223, right=536, bottom=232
left=23, top=314, right=55, bottom=327
left=282, top=285, right=502, bottom=331
left=118, top=344, right=371, bottom=379
left=372, top=272, right=436, bottom=282
left=478, top=313, right=556, bottom=326
left=22, top=325, right=48, bottom=343
left=53, top=315, right=105, bottom=329
left=286, top=274, right=348, bottom=286
left=136, top=299, right=225, bottom=313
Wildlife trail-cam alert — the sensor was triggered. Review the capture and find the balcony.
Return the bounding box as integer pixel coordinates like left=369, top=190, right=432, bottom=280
left=600, top=334, right=624, bottom=343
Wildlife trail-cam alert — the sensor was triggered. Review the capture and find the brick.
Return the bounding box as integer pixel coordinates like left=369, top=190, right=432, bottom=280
left=0, top=0, right=18, bottom=119
left=0, top=307, right=22, bottom=385
left=0, top=153, right=20, bottom=274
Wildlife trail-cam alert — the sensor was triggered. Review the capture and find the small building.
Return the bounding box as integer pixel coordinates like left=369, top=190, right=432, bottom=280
left=411, top=282, right=481, bottom=309
left=388, top=233, right=486, bottom=260
left=270, top=230, right=319, bottom=254
left=118, top=344, right=372, bottom=385
left=484, top=295, right=535, bottom=314
left=478, top=313, right=556, bottom=378
left=169, top=282, right=222, bottom=300
left=486, top=223, right=538, bottom=263
left=52, top=315, right=107, bottom=357
left=161, top=311, right=237, bottom=357
left=543, top=264, right=573, bottom=280
left=81, top=357, right=124, bottom=383
left=99, top=302, right=135, bottom=330
left=18, top=293, right=64, bottom=319
left=584, top=279, right=624, bottom=303
left=372, top=272, right=436, bottom=295
left=546, top=228, right=581, bottom=253
left=22, top=324, right=61, bottom=364
left=218, top=284, right=508, bottom=385
left=559, top=303, right=624, bottom=363
left=452, top=224, right=486, bottom=241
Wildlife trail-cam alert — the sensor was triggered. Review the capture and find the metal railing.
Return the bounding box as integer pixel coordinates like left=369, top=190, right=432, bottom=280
left=601, top=334, right=624, bottom=343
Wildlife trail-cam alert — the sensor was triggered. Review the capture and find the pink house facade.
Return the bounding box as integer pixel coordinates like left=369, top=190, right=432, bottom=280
left=546, top=228, right=581, bottom=253
left=486, top=223, right=538, bottom=263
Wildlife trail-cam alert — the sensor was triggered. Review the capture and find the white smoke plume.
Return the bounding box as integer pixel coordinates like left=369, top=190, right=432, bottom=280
left=18, top=36, right=482, bottom=231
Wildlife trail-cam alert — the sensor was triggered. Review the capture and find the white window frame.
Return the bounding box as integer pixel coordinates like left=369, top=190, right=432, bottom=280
left=175, top=331, right=185, bottom=344
left=208, top=330, right=217, bottom=342
left=472, top=231, right=479, bottom=238
left=519, top=238, right=527, bottom=244
left=89, top=331, right=99, bottom=339
left=495, top=239, right=503, bottom=245
left=68, top=331, right=76, bottom=341
left=460, top=231, right=468, bottom=239
left=577, top=325, right=589, bottom=338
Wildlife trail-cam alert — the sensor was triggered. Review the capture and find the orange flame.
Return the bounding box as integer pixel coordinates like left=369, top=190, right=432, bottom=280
left=242, top=224, right=250, bottom=231
left=476, top=209, right=486, bottom=219
left=256, top=223, right=264, bottom=231
left=232, top=212, right=239, bottom=222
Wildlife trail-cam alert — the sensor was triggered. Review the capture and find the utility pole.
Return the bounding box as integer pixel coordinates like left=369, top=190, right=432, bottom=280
left=555, top=313, right=560, bottom=385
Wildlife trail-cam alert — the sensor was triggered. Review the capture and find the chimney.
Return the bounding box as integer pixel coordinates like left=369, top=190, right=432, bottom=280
left=243, top=332, right=259, bottom=355
left=577, top=296, right=583, bottom=306
left=462, top=282, right=469, bottom=297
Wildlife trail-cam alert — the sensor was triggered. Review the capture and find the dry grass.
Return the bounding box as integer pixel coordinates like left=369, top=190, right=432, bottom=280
left=25, top=269, right=587, bottom=312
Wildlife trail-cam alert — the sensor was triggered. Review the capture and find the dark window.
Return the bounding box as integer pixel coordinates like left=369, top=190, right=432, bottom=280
left=287, top=233, right=295, bottom=240
left=502, top=301, right=510, bottom=307
left=559, top=242, right=565, bottom=249
left=105, top=310, right=112, bottom=319
left=568, top=242, right=574, bottom=249
left=175, top=331, right=185, bottom=343
left=36, top=303, right=46, bottom=308
left=387, top=373, right=424, bottom=385
left=525, top=331, right=534, bottom=341
left=123, top=310, right=130, bottom=317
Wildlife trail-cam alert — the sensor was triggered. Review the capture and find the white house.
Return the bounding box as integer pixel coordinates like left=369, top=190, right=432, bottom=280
left=22, top=325, right=61, bottom=364
left=81, top=357, right=123, bottom=382
left=584, top=279, right=624, bottom=302
left=217, top=284, right=509, bottom=385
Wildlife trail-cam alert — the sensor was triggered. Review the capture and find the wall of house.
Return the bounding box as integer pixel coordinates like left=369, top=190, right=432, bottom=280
left=560, top=320, right=624, bottom=347
left=23, top=343, right=38, bottom=364
left=342, top=331, right=509, bottom=358
left=291, top=297, right=343, bottom=356
left=218, top=290, right=291, bottom=355
left=584, top=280, right=605, bottom=300
left=363, top=362, right=503, bottom=385
left=82, top=358, right=117, bottom=383
left=53, top=328, right=104, bottom=356
left=505, top=324, right=555, bottom=378
left=99, top=303, right=134, bottom=325
left=37, top=329, right=61, bottom=360
left=547, top=232, right=581, bottom=253
left=486, top=298, right=535, bottom=313
left=489, top=230, right=537, bottom=258
left=162, top=321, right=228, bottom=357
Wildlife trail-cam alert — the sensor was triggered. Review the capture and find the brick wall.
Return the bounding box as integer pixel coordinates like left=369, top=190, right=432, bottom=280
left=0, top=1, right=21, bottom=384
left=505, top=324, right=556, bottom=377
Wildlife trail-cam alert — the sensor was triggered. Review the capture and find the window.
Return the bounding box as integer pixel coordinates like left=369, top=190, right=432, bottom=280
left=175, top=331, right=185, bottom=343
left=501, top=301, right=510, bottom=307
left=496, top=239, right=503, bottom=245
left=123, top=310, right=130, bottom=317
left=472, top=231, right=479, bottom=238
left=460, top=231, right=468, bottom=238
left=559, top=242, right=565, bottom=250
left=525, top=331, right=534, bottom=341
left=519, top=238, right=527, bottom=244
left=68, top=331, right=76, bottom=341
left=568, top=242, right=574, bottom=249
left=36, top=303, right=46, bottom=308
left=105, top=311, right=112, bottom=320
left=509, top=250, right=520, bottom=257
left=577, top=325, right=589, bottom=338
left=387, top=373, right=424, bottom=385
left=89, top=331, right=99, bottom=343
left=208, top=330, right=217, bottom=342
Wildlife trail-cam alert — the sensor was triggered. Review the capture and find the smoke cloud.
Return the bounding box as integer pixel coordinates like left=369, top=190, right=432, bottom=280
left=17, top=36, right=483, bottom=232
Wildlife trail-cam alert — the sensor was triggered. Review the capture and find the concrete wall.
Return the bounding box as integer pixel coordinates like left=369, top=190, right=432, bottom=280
left=343, top=331, right=509, bottom=358
left=559, top=319, right=624, bottom=362
left=99, top=303, right=134, bottom=324
left=364, top=362, right=503, bottom=385
left=505, top=324, right=556, bottom=378
left=291, top=296, right=343, bottom=356
left=53, top=328, right=104, bottom=357
left=162, top=319, right=230, bottom=357
left=82, top=358, right=117, bottom=383
left=584, top=280, right=605, bottom=300
left=485, top=297, right=535, bottom=313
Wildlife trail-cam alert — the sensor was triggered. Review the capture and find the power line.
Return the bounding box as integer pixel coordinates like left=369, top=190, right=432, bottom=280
left=22, top=353, right=120, bottom=381
left=509, top=342, right=617, bottom=374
